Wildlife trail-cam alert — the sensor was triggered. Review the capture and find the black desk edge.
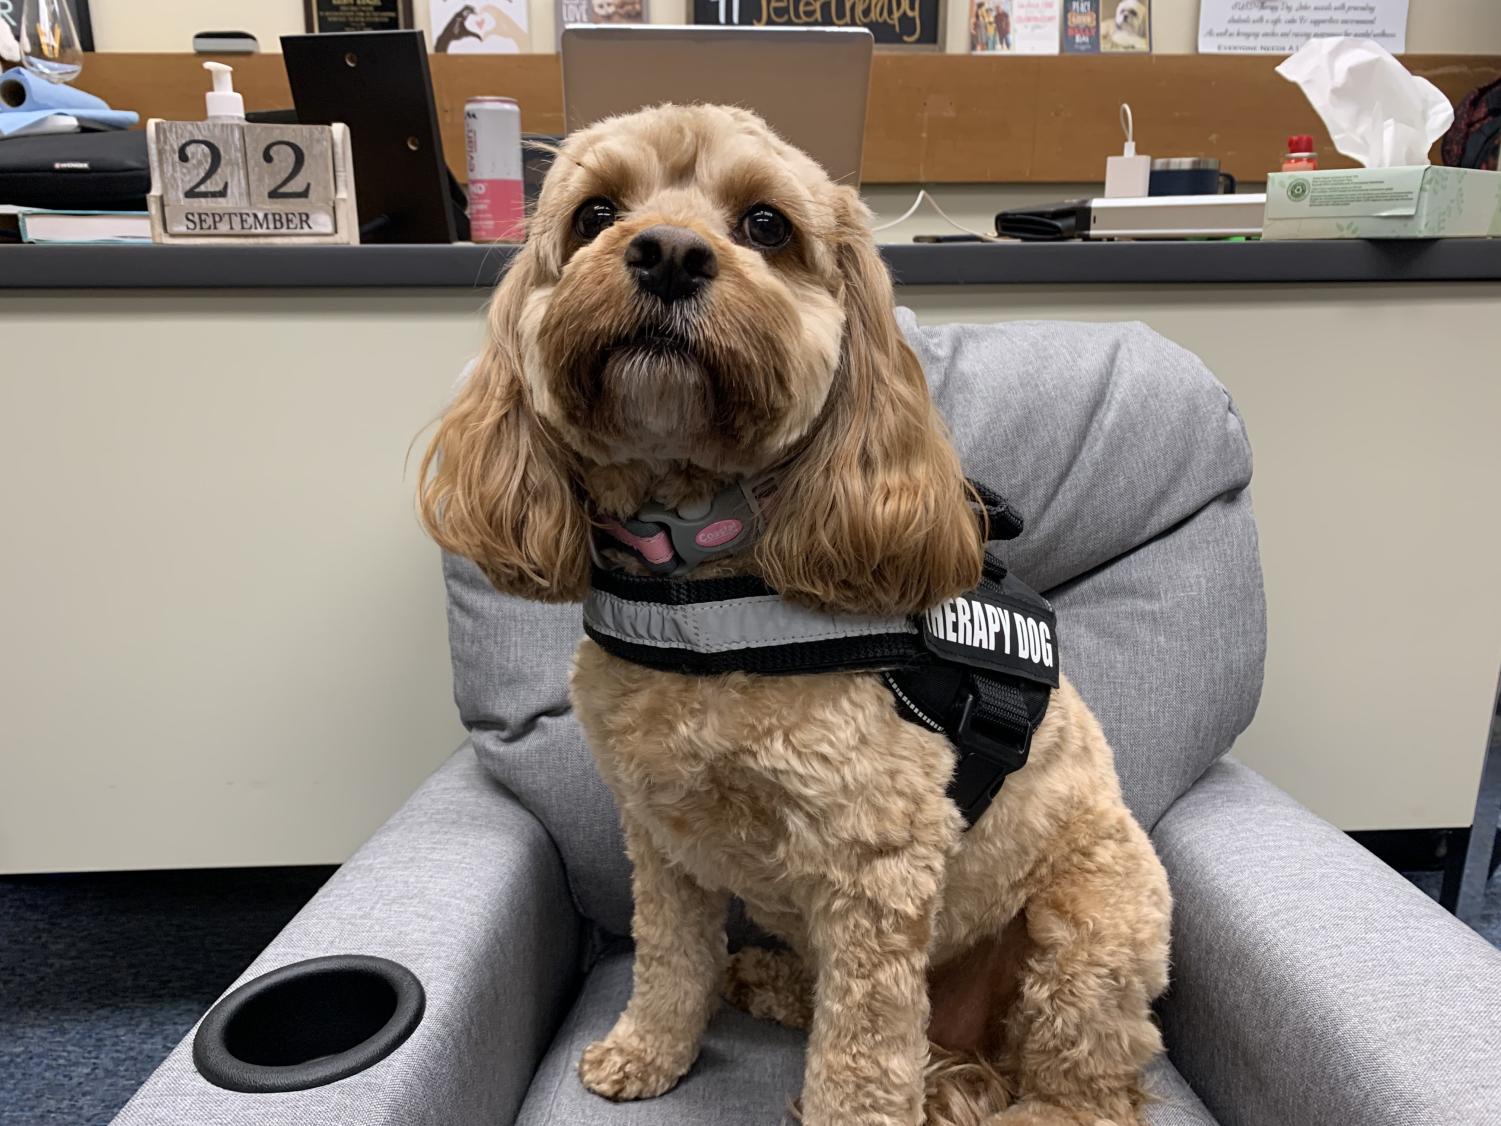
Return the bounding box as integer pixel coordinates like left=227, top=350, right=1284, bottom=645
left=5, top=239, right=1501, bottom=289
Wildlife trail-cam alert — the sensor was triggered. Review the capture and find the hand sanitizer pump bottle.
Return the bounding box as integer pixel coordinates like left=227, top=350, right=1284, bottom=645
left=203, top=61, right=244, bottom=122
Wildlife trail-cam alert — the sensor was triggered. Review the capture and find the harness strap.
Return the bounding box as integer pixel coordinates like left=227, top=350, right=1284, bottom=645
left=883, top=663, right=1050, bottom=826
left=582, top=481, right=1051, bottom=830
left=970, top=479, right=1025, bottom=542
left=584, top=567, right=922, bottom=676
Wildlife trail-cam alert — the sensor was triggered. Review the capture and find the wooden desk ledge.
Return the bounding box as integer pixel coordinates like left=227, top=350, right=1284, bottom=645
left=78, top=52, right=1501, bottom=184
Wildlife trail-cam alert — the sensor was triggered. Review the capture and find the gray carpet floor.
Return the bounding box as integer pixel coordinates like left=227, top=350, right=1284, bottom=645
left=0, top=867, right=334, bottom=1126
left=3, top=859, right=1498, bottom=1126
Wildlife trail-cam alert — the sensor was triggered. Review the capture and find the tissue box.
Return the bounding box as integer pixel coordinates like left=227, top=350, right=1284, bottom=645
left=1263, top=165, right=1501, bottom=240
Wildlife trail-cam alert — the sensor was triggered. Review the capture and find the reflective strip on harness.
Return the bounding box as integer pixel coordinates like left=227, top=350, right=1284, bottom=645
left=582, top=567, right=925, bottom=676
left=584, top=587, right=918, bottom=655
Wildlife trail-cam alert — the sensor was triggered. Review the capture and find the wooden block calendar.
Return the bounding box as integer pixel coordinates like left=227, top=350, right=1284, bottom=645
left=147, top=118, right=359, bottom=245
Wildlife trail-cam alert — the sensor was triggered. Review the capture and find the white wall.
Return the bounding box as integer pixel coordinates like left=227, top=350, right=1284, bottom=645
left=0, top=291, right=480, bottom=873
left=85, top=0, right=1501, bottom=54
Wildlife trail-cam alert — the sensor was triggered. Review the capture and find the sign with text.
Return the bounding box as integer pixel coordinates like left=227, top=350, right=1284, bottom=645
left=1061, top=0, right=1099, bottom=52
left=304, top=0, right=414, bottom=33
left=146, top=119, right=358, bottom=245
left=692, top=0, right=943, bottom=48
left=1198, top=0, right=1408, bottom=55
left=969, top=0, right=1061, bottom=54
left=554, top=0, right=648, bottom=48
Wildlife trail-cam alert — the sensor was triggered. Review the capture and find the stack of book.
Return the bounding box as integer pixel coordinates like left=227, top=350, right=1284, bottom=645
left=0, top=204, right=150, bottom=244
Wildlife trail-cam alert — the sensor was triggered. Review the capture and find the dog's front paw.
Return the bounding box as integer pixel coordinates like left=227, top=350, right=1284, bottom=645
left=579, top=1033, right=690, bottom=1101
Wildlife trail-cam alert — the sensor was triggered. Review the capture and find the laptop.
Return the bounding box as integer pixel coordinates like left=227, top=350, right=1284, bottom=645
left=560, top=25, right=873, bottom=187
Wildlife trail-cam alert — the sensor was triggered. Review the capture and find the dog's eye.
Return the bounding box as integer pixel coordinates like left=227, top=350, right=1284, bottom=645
left=573, top=198, right=618, bottom=241
left=739, top=205, right=791, bottom=250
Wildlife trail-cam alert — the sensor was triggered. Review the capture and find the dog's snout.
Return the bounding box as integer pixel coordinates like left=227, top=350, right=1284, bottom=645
left=625, top=226, right=718, bottom=304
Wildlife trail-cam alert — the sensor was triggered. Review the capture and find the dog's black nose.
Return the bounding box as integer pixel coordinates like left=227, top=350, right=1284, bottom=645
left=625, top=226, right=718, bottom=304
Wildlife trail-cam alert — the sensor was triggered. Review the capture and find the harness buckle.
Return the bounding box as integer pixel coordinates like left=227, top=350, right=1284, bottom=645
left=953, top=687, right=1033, bottom=775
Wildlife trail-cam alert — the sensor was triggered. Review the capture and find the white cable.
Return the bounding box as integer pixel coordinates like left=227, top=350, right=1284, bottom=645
left=870, top=190, right=927, bottom=230
left=870, top=189, right=1002, bottom=241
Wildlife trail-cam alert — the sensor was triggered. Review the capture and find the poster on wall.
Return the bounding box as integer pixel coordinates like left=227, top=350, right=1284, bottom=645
left=305, top=0, right=414, bottom=33
left=1099, top=0, right=1148, bottom=52
left=1061, top=0, right=1099, bottom=52
left=428, top=0, right=530, bottom=51
left=555, top=0, right=648, bottom=49
left=0, top=0, right=93, bottom=52
left=691, top=0, right=943, bottom=49
left=969, top=0, right=1060, bottom=54
left=1198, top=0, right=1408, bottom=54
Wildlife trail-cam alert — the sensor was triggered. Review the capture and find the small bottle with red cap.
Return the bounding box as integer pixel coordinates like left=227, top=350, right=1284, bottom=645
left=1282, top=134, right=1318, bottom=172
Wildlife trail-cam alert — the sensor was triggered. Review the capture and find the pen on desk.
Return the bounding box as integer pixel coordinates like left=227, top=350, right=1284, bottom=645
left=912, top=233, right=988, bottom=243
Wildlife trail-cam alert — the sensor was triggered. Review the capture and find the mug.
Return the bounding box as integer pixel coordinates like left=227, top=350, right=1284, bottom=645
left=1149, top=158, right=1236, bottom=196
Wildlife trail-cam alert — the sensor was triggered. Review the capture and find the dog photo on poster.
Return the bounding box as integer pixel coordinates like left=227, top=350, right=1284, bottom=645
left=691, top=0, right=942, bottom=47
left=428, top=0, right=530, bottom=51
left=1100, top=0, right=1148, bottom=52
left=969, top=0, right=1060, bottom=54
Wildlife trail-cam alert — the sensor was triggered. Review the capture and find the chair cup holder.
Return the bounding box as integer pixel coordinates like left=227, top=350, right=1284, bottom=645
left=193, top=955, right=425, bottom=1093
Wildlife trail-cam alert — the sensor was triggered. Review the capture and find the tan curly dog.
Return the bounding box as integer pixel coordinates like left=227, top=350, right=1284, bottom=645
left=420, top=104, right=1171, bottom=1126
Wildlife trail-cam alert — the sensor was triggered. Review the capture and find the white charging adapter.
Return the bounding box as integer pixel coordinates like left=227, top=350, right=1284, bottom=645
left=1104, top=103, right=1151, bottom=198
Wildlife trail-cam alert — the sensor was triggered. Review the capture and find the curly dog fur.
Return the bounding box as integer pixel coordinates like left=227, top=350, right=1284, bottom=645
left=420, top=103, right=1172, bottom=1126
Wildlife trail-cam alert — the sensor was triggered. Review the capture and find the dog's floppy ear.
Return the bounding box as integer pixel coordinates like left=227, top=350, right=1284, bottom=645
left=755, top=189, right=983, bottom=616
left=418, top=250, right=591, bottom=602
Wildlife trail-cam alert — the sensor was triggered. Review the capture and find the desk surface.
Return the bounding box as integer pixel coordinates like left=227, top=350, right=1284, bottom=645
left=7, top=239, right=1501, bottom=289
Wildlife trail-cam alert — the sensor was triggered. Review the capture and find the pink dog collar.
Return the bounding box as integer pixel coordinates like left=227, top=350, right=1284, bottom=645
left=592, top=478, right=775, bottom=576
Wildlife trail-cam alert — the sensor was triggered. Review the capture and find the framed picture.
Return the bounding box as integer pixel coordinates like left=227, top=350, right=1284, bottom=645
left=1099, top=0, right=1149, bottom=53
left=691, top=0, right=945, bottom=50
left=304, top=0, right=415, bottom=34
left=428, top=0, right=530, bottom=52
left=969, top=0, right=1060, bottom=55
left=1060, top=0, right=1099, bottom=53
left=1, top=0, right=93, bottom=51
left=555, top=0, right=648, bottom=49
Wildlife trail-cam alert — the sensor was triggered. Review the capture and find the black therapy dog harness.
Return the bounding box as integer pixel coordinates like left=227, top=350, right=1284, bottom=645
left=584, top=483, right=1059, bottom=827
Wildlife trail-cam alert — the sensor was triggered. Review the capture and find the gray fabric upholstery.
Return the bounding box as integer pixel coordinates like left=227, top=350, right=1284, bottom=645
left=445, top=314, right=1263, bottom=934
left=515, top=950, right=1218, bottom=1126
left=907, top=314, right=1264, bottom=830
left=1155, top=758, right=1501, bottom=1126
left=112, top=747, right=582, bottom=1126
left=1047, top=487, right=1263, bottom=831
left=446, top=552, right=635, bottom=933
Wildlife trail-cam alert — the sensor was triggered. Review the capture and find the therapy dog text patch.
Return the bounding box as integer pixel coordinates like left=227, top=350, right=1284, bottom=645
left=920, top=578, right=1060, bottom=689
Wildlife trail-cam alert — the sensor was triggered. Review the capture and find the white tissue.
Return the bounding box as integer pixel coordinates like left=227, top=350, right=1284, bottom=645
left=1276, top=38, right=1454, bottom=169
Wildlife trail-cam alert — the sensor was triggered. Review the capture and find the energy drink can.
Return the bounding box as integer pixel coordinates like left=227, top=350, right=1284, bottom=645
left=464, top=97, right=525, bottom=243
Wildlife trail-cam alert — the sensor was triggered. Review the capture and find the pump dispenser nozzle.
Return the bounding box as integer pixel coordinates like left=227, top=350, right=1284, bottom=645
left=203, top=61, right=244, bottom=121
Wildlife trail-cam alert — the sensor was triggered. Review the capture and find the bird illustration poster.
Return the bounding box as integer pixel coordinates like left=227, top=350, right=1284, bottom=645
left=428, top=0, right=530, bottom=52
left=555, top=0, right=648, bottom=48
left=970, top=0, right=1060, bottom=54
